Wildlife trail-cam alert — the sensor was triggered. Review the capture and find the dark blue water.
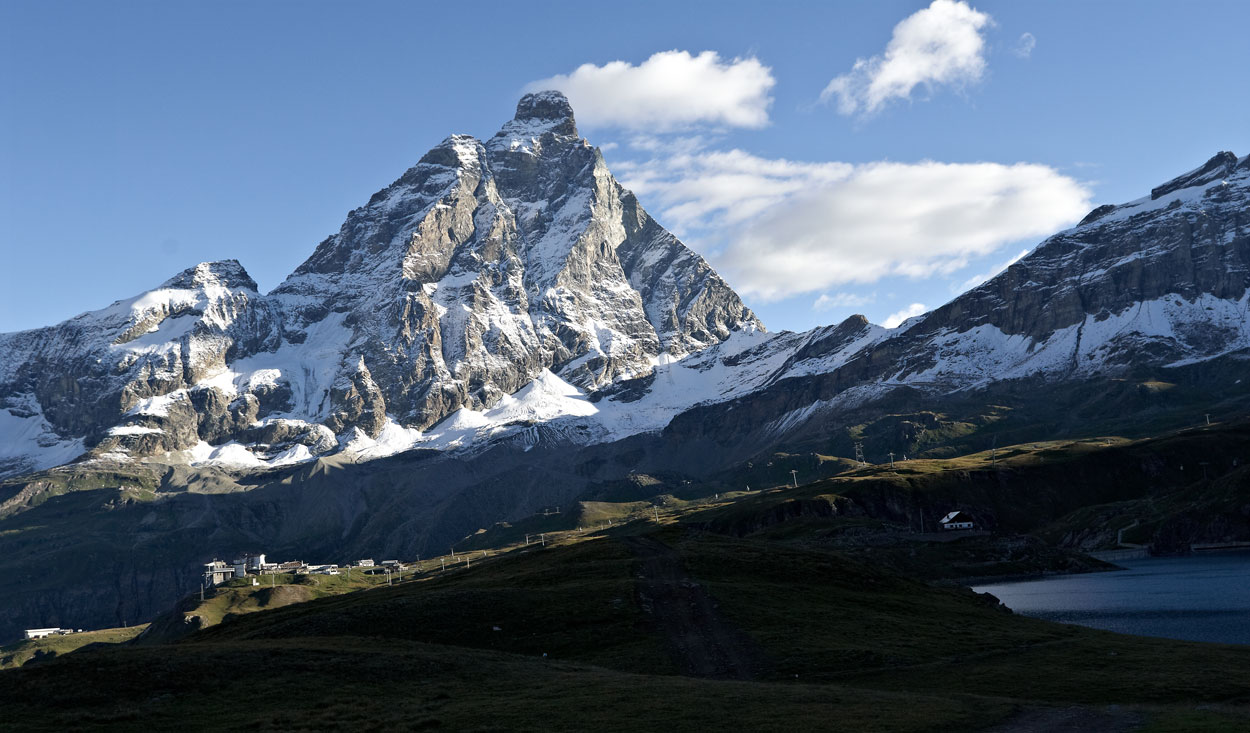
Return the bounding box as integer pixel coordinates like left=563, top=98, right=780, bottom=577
left=972, top=551, right=1250, bottom=645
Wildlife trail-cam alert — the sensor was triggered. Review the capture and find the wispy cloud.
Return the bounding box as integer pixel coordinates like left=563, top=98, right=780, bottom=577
left=813, top=292, right=875, bottom=311
left=527, top=50, right=775, bottom=130
left=882, top=302, right=928, bottom=329
left=954, top=248, right=1030, bottom=293
left=821, top=0, right=993, bottom=116
left=614, top=147, right=851, bottom=236
left=1013, top=32, right=1037, bottom=59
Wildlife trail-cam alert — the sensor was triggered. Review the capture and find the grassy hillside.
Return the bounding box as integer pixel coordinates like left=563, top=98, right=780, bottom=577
left=2, top=515, right=1249, bottom=730
left=3, top=426, right=1250, bottom=730
left=0, top=636, right=1013, bottom=732
left=698, top=421, right=1250, bottom=548
left=136, top=563, right=442, bottom=645
left=0, top=626, right=146, bottom=670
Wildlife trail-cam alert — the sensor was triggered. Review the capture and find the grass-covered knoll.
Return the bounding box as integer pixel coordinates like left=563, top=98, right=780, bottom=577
left=191, top=537, right=675, bottom=675
left=136, top=567, right=421, bottom=644
left=453, top=498, right=651, bottom=551
left=0, top=626, right=146, bottom=670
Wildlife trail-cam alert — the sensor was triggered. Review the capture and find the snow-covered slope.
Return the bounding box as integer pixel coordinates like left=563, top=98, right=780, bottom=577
left=0, top=261, right=281, bottom=476
left=695, top=151, right=1250, bottom=446
left=883, top=151, right=1250, bottom=387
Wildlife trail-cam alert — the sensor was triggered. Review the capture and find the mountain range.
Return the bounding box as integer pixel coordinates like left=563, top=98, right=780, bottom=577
left=1, top=92, right=1248, bottom=639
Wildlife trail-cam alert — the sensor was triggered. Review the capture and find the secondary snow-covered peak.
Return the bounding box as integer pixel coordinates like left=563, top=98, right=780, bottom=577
left=1150, top=150, right=1241, bottom=200
left=76, top=259, right=261, bottom=346
left=158, top=260, right=258, bottom=293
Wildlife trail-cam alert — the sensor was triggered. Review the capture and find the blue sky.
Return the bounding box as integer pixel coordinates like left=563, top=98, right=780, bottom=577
left=2, top=0, right=1248, bottom=334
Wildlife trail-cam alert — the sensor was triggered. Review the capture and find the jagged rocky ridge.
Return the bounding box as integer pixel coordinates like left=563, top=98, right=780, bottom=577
left=1, top=95, right=1248, bottom=481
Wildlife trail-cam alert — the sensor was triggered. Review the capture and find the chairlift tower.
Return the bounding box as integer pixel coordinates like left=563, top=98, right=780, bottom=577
left=854, top=442, right=866, bottom=468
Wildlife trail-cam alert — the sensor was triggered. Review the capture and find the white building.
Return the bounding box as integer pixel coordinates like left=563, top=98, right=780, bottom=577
left=24, top=628, right=71, bottom=640
left=226, top=553, right=269, bottom=577
left=203, top=560, right=234, bottom=585
left=939, top=511, right=975, bottom=531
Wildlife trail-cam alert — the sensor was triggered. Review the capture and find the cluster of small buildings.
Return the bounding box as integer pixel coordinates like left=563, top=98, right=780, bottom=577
left=202, top=553, right=407, bottom=586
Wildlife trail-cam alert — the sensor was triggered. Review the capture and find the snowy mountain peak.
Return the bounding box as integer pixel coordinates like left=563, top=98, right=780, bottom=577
left=160, top=260, right=258, bottom=292
left=1150, top=150, right=1241, bottom=200
left=509, top=90, right=577, bottom=137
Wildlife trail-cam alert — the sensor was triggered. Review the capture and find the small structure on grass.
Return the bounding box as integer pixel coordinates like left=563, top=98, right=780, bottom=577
left=939, top=511, right=975, bottom=531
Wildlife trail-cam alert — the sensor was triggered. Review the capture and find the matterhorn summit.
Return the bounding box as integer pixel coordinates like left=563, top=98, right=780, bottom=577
left=0, top=92, right=760, bottom=476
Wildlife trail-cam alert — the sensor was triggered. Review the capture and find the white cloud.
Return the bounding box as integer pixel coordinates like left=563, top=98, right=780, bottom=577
left=715, top=160, right=1090, bottom=301
left=526, top=50, right=775, bottom=130
left=813, top=292, right=874, bottom=311
left=955, top=248, right=1030, bottom=292
left=614, top=148, right=851, bottom=235
left=821, top=0, right=993, bottom=116
left=624, top=151, right=1091, bottom=302
left=882, top=303, right=928, bottom=329
left=1013, top=32, right=1037, bottom=59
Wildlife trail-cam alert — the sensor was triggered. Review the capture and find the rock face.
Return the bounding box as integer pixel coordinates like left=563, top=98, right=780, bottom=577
left=0, top=261, right=281, bottom=476
left=650, top=150, right=1250, bottom=457
left=275, top=91, right=757, bottom=430
left=902, top=151, right=1250, bottom=380
left=0, top=92, right=760, bottom=477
